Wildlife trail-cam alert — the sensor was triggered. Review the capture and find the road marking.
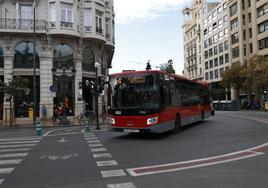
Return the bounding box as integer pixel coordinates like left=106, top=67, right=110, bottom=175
left=87, top=140, right=100, bottom=143
left=0, top=153, right=28, bottom=158
left=91, top=148, right=107, bottom=152
left=0, top=179, right=4, bottom=185
left=84, top=133, right=95, bottom=136
left=0, top=148, right=31, bottom=153
left=127, top=143, right=268, bottom=177
left=0, top=144, right=36, bottom=149
left=93, top=153, right=112, bottom=158
left=0, top=168, right=14, bottom=174
left=0, top=137, right=42, bottom=142
left=89, top=143, right=103, bottom=147
left=96, top=160, right=118, bottom=167
left=107, top=182, right=137, bottom=188
left=58, top=137, right=67, bottom=143
left=0, top=140, right=39, bottom=145
left=101, top=169, right=127, bottom=178
left=85, top=137, right=98, bottom=140
left=0, top=159, right=22, bottom=165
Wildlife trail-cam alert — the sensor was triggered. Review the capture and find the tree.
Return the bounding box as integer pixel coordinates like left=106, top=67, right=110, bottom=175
left=160, top=59, right=176, bottom=74
left=221, top=63, right=247, bottom=106
left=245, top=55, right=268, bottom=105
left=0, top=76, right=29, bottom=126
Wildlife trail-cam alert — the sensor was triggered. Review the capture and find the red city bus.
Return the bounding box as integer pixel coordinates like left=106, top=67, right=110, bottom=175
left=107, top=70, right=214, bottom=133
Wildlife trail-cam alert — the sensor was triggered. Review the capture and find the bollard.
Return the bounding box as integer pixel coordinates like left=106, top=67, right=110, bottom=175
left=36, top=118, right=42, bottom=136
left=85, top=118, right=90, bottom=133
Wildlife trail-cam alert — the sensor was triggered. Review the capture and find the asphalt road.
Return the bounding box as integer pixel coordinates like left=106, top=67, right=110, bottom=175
left=0, top=111, right=268, bottom=188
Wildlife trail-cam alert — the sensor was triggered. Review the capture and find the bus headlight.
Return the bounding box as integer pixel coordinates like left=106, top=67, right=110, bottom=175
left=147, top=117, right=158, bottom=125
left=108, top=117, right=115, bottom=125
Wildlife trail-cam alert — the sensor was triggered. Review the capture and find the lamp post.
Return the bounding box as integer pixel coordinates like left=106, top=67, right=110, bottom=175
left=95, top=62, right=100, bottom=130
left=33, top=0, right=38, bottom=126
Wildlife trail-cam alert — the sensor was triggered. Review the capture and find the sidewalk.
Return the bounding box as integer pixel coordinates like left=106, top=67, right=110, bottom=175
left=0, top=117, right=109, bottom=130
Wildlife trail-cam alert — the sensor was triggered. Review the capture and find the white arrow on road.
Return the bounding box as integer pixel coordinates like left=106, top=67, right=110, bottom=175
left=58, top=137, right=67, bottom=143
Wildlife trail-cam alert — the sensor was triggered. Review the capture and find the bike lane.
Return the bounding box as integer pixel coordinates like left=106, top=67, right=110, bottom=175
left=1, top=131, right=106, bottom=188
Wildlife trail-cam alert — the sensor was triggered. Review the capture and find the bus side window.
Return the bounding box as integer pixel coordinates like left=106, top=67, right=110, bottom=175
left=160, top=82, right=171, bottom=108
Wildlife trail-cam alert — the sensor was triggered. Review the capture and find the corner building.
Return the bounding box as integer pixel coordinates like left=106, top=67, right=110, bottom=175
left=0, top=0, right=115, bottom=123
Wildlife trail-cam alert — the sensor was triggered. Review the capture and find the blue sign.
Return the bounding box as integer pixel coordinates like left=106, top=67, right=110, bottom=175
left=49, top=84, right=57, bottom=92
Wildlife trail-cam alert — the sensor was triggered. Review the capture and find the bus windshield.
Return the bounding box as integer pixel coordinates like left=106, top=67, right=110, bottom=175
left=110, top=73, right=159, bottom=109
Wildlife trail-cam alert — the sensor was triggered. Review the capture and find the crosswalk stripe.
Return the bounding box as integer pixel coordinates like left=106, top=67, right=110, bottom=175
left=0, top=144, right=36, bottom=149
left=101, top=169, right=127, bottom=178
left=0, top=140, right=39, bottom=145
left=0, top=153, right=28, bottom=158
left=107, top=182, right=137, bottom=188
left=0, top=137, right=41, bottom=142
left=89, top=143, right=103, bottom=147
left=0, top=159, right=22, bottom=165
left=0, top=178, right=4, bottom=184
left=0, top=168, right=14, bottom=174
left=0, top=148, right=31, bottom=153
left=91, top=148, right=107, bottom=152
left=93, top=153, right=112, bottom=158
left=85, top=137, right=98, bottom=140
left=87, top=140, right=100, bottom=143
left=96, top=160, right=118, bottom=167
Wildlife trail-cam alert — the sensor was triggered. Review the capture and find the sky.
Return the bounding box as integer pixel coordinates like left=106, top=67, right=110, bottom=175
left=110, top=0, right=192, bottom=75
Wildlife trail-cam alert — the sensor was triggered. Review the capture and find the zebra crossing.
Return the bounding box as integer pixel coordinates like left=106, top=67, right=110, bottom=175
left=0, top=136, right=42, bottom=185
left=83, top=133, right=137, bottom=188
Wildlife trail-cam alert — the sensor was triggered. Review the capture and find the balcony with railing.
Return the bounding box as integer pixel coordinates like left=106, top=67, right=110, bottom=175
left=0, top=18, right=47, bottom=31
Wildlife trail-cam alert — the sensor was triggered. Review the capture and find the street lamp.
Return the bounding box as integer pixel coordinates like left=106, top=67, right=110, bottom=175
left=33, top=0, right=38, bottom=126
left=95, top=62, right=101, bottom=130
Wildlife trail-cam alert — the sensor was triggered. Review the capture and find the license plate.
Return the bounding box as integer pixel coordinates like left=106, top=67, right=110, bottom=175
left=123, top=129, right=139, bottom=133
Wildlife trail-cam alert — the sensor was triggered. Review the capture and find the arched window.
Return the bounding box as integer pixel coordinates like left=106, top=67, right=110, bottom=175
left=0, top=47, right=3, bottom=68
left=82, top=48, right=95, bottom=72
left=53, top=44, right=73, bottom=69
left=14, top=42, right=39, bottom=68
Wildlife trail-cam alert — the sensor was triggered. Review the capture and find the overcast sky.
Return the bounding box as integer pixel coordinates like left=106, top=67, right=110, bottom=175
left=110, top=0, right=192, bottom=74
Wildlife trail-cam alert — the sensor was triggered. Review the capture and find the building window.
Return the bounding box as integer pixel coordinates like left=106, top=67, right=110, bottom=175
left=209, top=48, right=213, bottom=57
left=215, top=70, right=219, bottom=78
left=219, top=43, right=224, bottom=53
left=205, top=62, right=208, bottom=70
left=248, top=13, right=251, bottom=23
left=243, top=45, right=247, bottom=56
left=205, top=72, right=209, bottom=80
left=209, top=60, right=213, bottom=68
left=232, top=47, right=239, bottom=58
left=82, top=48, right=95, bottom=72
left=225, top=54, right=229, bottom=63
left=220, top=68, right=224, bottom=77
left=219, top=55, right=224, bottom=65
left=214, top=46, right=218, bottom=55
left=84, top=8, right=92, bottom=32
left=257, top=3, right=268, bottom=18
left=248, top=0, right=251, bottom=7
left=53, top=44, right=73, bottom=69
left=259, top=37, right=268, bottom=50
left=249, top=28, right=252, bottom=38
left=205, top=51, right=208, bottom=59
left=218, top=18, right=223, bottom=28
left=210, top=71, right=213, bottom=80
left=214, top=58, right=218, bottom=67
left=19, top=5, right=33, bottom=29
left=223, top=15, right=227, bottom=23
left=61, top=3, right=73, bottom=28
left=213, top=34, right=218, bottom=43
left=231, top=18, right=238, bottom=31
left=230, top=3, right=237, bottom=17
left=213, top=11, right=217, bottom=19
left=96, top=12, right=103, bottom=34
left=217, top=6, right=222, bottom=14
left=224, top=28, right=228, bottom=37
left=243, top=30, right=246, bottom=40
left=218, top=31, right=223, bottom=40
left=50, top=2, right=56, bottom=28
left=14, top=42, right=39, bottom=68
left=0, top=47, right=3, bottom=68
left=224, top=41, right=228, bottom=50
left=249, top=43, right=253, bottom=53
left=231, top=32, right=239, bottom=44
left=223, top=2, right=227, bottom=10
left=208, top=37, right=213, bottom=46
left=204, top=39, right=208, bottom=48
left=105, top=17, right=111, bottom=39
left=258, top=20, right=268, bottom=34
